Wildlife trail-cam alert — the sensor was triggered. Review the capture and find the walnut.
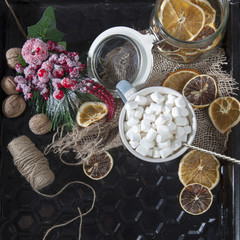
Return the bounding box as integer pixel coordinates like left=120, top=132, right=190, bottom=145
left=29, top=114, right=51, bottom=135
left=2, top=95, right=26, bottom=118
left=1, top=76, right=18, bottom=95
left=6, top=48, right=21, bottom=69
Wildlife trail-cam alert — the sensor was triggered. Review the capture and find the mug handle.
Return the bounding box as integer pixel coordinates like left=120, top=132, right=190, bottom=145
left=116, top=80, right=137, bottom=103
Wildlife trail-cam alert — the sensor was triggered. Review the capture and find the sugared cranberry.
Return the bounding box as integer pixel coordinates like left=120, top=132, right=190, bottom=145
left=53, top=89, right=64, bottom=100
left=61, top=77, right=74, bottom=88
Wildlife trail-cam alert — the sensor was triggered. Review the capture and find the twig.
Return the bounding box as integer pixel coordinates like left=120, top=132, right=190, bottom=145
left=5, top=0, right=27, bottom=39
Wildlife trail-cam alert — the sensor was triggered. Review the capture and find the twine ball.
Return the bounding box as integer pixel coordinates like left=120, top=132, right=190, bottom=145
left=1, top=76, right=18, bottom=95
left=29, top=114, right=51, bottom=135
left=2, top=95, right=26, bottom=118
left=6, top=48, right=21, bottom=69
left=7, top=136, right=55, bottom=190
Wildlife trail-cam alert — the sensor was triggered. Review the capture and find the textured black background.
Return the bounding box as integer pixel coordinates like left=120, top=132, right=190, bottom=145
left=0, top=1, right=238, bottom=240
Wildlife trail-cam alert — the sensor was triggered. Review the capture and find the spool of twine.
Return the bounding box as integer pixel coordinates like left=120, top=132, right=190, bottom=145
left=7, top=135, right=55, bottom=190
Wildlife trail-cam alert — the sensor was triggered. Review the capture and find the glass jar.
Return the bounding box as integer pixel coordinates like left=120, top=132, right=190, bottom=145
left=150, top=0, right=229, bottom=64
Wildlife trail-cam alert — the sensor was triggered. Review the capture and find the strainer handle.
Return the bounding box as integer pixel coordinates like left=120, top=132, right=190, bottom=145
left=116, top=80, right=137, bottom=103
left=183, top=143, right=240, bottom=165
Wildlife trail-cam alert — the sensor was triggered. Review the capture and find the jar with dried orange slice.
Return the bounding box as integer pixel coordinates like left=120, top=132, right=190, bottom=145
left=208, top=96, right=240, bottom=134
left=150, top=0, right=229, bottom=63
left=83, top=151, right=113, bottom=180
left=182, top=74, right=218, bottom=109
left=178, top=150, right=220, bottom=190
left=179, top=183, right=213, bottom=215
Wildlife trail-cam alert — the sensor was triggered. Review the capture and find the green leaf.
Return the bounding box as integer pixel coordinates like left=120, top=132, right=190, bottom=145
left=18, top=53, right=28, bottom=67
left=27, top=6, right=64, bottom=42
left=58, top=41, right=67, bottom=49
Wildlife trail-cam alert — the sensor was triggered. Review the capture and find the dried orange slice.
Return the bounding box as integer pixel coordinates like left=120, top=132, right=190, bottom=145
left=178, top=150, right=220, bottom=190
left=157, top=40, right=179, bottom=53
left=179, top=183, right=213, bottom=215
left=76, top=102, right=108, bottom=127
left=162, top=69, right=200, bottom=93
left=160, top=0, right=205, bottom=41
left=193, top=24, right=216, bottom=41
left=189, top=0, right=216, bottom=25
left=83, top=151, right=113, bottom=180
left=182, top=74, right=217, bottom=108
left=208, top=96, right=240, bottom=134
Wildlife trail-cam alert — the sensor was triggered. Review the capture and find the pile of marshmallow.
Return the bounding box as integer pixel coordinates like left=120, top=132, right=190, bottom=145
left=123, top=91, right=192, bottom=159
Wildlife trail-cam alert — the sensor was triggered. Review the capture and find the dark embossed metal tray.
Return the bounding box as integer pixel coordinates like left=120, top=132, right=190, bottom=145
left=0, top=0, right=239, bottom=239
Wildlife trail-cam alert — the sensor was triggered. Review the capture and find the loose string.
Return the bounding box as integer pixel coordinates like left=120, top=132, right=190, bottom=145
left=184, top=143, right=240, bottom=164
left=5, top=0, right=27, bottom=39
left=34, top=181, right=96, bottom=240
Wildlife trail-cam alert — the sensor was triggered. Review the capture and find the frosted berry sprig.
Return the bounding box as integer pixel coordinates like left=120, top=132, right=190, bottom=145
left=14, top=38, right=85, bottom=101
left=13, top=38, right=115, bottom=122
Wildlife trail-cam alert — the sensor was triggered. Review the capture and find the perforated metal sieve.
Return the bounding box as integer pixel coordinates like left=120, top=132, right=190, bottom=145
left=87, top=27, right=156, bottom=97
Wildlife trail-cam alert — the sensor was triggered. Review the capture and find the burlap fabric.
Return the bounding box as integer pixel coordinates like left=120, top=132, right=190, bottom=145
left=48, top=47, right=238, bottom=161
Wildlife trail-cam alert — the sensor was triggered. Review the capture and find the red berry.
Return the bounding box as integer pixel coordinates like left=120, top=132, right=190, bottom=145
left=38, top=68, right=48, bottom=78
left=52, top=65, right=65, bottom=78
left=61, top=77, right=73, bottom=88
left=57, top=83, right=63, bottom=89
left=53, top=89, right=64, bottom=100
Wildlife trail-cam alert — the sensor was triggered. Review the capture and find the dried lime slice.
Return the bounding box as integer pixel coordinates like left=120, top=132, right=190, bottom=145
left=182, top=74, right=217, bottom=108
left=83, top=151, right=113, bottom=180
left=179, top=183, right=213, bottom=215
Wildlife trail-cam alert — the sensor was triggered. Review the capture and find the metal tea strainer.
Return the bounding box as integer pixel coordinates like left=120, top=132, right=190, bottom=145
left=87, top=27, right=156, bottom=97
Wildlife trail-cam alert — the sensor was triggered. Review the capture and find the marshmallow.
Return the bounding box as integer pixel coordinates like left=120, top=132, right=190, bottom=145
left=126, top=130, right=141, bottom=142
left=176, top=134, right=188, bottom=142
left=136, top=145, right=148, bottom=156
left=147, top=149, right=153, bottom=157
left=143, top=113, right=156, bottom=122
left=172, top=107, right=181, bottom=118
left=145, top=107, right=155, bottom=114
left=181, top=108, right=189, bottom=117
left=141, top=119, right=151, bottom=132
left=132, top=124, right=141, bottom=133
left=129, top=140, right=139, bottom=149
left=127, top=117, right=139, bottom=126
left=150, top=91, right=165, bottom=104
left=156, top=114, right=172, bottom=125
left=135, top=95, right=148, bottom=106
left=151, top=122, right=157, bottom=130
left=162, top=105, right=172, bottom=114
left=184, top=126, right=192, bottom=134
left=146, top=95, right=153, bottom=105
left=149, top=102, right=163, bottom=114
left=156, top=134, right=167, bottom=143
left=125, top=101, right=138, bottom=110
left=172, top=140, right=182, bottom=151
left=167, top=121, right=176, bottom=131
left=153, top=147, right=160, bottom=158
left=175, top=117, right=189, bottom=126
left=174, top=97, right=186, bottom=108
left=146, top=128, right=157, bottom=142
left=123, top=122, right=131, bottom=132
left=140, top=137, right=155, bottom=149
left=177, top=127, right=185, bottom=136
left=126, top=109, right=135, bottom=120
left=157, top=124, right=170, bottom=136
left=157, top=140, right=171, bottom=149
left=167, top=94, right=176, bottom=103
left=134, top=106, right=144, bottom=119
left=159, top=148, right=173, bottom=158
